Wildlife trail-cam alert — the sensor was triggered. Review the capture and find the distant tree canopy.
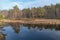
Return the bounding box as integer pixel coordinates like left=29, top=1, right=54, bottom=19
left=1, top=4, right=60, bottom=19
left=8, top=5, right=22, bottom=20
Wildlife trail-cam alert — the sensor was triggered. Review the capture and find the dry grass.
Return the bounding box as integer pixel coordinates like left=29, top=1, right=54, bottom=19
left=0, top=19, right=60, bottom=25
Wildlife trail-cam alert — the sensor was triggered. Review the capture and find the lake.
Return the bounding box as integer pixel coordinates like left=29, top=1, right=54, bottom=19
left=0, top=23, right=60, bottom=40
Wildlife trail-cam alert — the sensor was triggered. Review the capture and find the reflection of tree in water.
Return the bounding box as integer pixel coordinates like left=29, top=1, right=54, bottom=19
left=8, top=23, right=60, bottom=32
left=8, top=23, right=20, bottom=34
left=23, top=24, right=60, bottom=31
left=55, top=25, right=60, bottom=30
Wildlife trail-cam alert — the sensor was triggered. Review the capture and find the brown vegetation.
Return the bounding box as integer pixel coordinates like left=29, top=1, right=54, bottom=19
left=0, top=19, right=60, bottom=25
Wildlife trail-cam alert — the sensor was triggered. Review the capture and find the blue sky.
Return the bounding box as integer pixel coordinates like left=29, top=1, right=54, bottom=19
left=0, top=0, right=60, bottom=10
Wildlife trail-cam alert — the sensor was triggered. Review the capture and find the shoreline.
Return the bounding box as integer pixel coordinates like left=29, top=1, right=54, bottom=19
left=0, top=19, right=60, bottom=25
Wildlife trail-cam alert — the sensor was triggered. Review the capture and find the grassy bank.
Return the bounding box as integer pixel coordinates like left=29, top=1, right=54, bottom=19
left=0, top=19, right=60, bottom=25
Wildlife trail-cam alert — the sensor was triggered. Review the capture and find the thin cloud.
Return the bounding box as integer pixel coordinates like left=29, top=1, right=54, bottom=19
left=0, top=0, right=60, bottom=10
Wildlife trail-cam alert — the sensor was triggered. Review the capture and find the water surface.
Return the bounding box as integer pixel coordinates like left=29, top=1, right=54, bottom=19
left=0, top=23, right=60, bottom=40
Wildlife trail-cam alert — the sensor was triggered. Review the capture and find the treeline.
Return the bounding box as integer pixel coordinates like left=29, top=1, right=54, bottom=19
left=0, top=4, right=60, bottom=19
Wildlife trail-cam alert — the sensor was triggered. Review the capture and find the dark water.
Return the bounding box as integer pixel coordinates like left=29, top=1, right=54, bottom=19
left=0, top=23, right=60, bottom=40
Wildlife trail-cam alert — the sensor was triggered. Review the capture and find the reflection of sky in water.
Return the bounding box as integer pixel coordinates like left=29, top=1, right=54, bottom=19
left=1, top=25, right=60, bottom=40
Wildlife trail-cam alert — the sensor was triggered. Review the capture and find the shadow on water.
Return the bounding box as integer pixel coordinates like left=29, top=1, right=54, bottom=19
left=0, top=23, right=60, bottom=40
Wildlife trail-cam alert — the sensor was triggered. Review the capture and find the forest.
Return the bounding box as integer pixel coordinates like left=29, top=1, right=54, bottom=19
left=0, top=4, right=60, bottom=20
